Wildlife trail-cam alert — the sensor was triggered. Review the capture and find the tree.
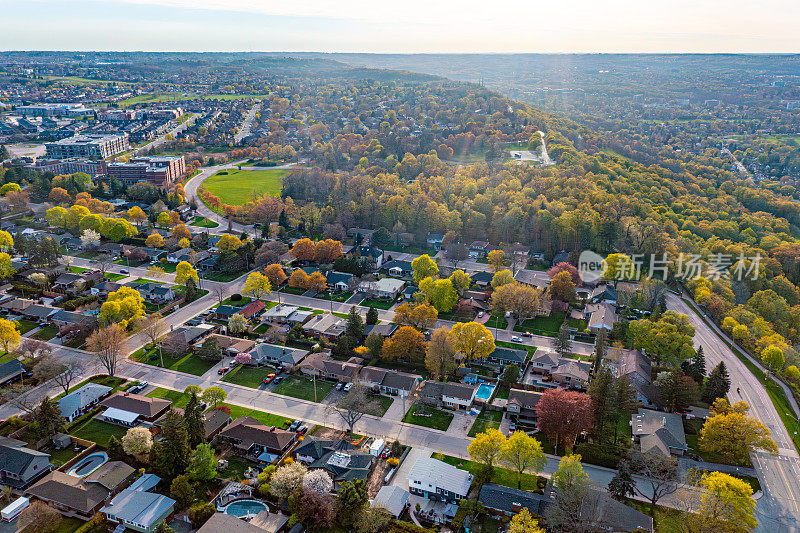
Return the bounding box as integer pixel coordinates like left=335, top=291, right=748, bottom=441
left=500, top=363, right=520, bottom=386
left=99, top=286, right=146, bottom=327
left=536, top=389, right=593, bottom=453
left=122, top=426, right=153, bottom=456
left=628, top=311, right=695, bottom=366
left=87, top=324, right=125, bottom=376
left=185, top=392, right=205, bottom=449
left=548, top=262, right=581, bottom=285
left=196, top=336, right=223, bottom=362
left=419, top=276, right=458, bottom=312
left=154, top=523, right=176, bottom=533
left=337, top=479, right=369, bottom=526
left=0, top=253, right=15, bottom=280
left=0, top=318, right=20, bottom=354
left=228, top=313, right=248, bottom=335
left=549, top=270, right=577, bottom=304
left=682, top=345, right=706, bottom=384
left=107, top=435, right=125, bottom=461
left=608, top=460, right=636, bottom=501
left=302, top=469, right=333, bottom=493
left=127, top=205, right=147, bottom=227
left=327, top=382, right=377, bottom=434
left=157, top=211, right=174, bottom=227
left=447, top=321, right=494, bottom=362
left=355, top=507, right=393, bottom=533
left=546, top=454, right=591, bottom=532
left=138, top=313, right=168, bottom=365
left=48, top=187, right=72, bottom=205
left=51, top=358, right=83, bottom=395
left=655, top=369, right=699, bottom=412
left=625, top=451, right=679, bottom=515
left=383, top=326, right=427, bottom=361
left=365, top=306, right=379, bottom=325
left=500, top=431, right=546, bottom=488
left=603, top=253, right=636, bottom=281
left=80, top=229, right=100, bottom=250
left=468, top=428, right=505, bottom=468
left=187, top=503, right=216, bottom=529
left=346, top=306, right=364, bottom=339
left=264, top=263, right=287, bottom=286
left=145, top=233, right=165, bottom=248
left=552, top=323, right=572, bottom=357
left=178, top=237, right=191, bottom=249
left=201, top=386, right=227, bottom=408
left=761, top=345, right=784, bottom=371
left=151, top=410, right=190, bottom=479
left=411, top=254, right=438, bottom=284
left=702, top=361, right=731, bottom=404
left=25, top=397, right=65, bottom=442
left=174, top=261, right=199, bottom=285
left=291, top=238, right=316, bottom=261
left=17, top=501, right=61, bottom=533
left=187, top=443, right=217, bottom=481
left=393, top=302, right=438, bottom=330
left=695, top=472, right=757, bottom=533
left=243, top=271, right=272, bottom=300
left=509, top=508, right=545, bottom=533
left=288, top=269, right=309, bottom=289
left=270, top=462, right=308, bottom=500
left=698, top=398, right=777, bottom=465
left=289, top=487, right=336, bottom=530
left=314, top=238, right=343, bottom=263
left=449, top=269, right=471, bottom=293
left=426, top=327, right=457, bottom=380
left=170, top=475, right=195, bottom=509
left=491, top=269, right=514, bottom=289
left=487, top=249, right=506, bottom=271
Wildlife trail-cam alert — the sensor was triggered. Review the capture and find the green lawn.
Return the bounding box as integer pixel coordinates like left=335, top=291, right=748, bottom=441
left=432, top=452, right=546, bottom=492
left=118, top=92, right=186, bottom=106
left=220, top=296, right=252, bottom=307
left=104, top=272, right=126, bottom=281
left=203, top=94, right=269, bottom=101
left=15, top=319, right=39, bottom=334
left=402, top=404, right=453, bottom=431
left=189, top=216, right=220, bottom=228
left=21, top=516, right=85, bottom=533
left=67, top=266, right=90, bottom=273
left=31, top=325, right=59, bottom=341
left=147, top=387, right=193, bottom=409
left=204, top=168, right=289, bottom=205
left=222, top=403, right=293, bottom=428
left=69, top=418, right=128, bottom=447
left=0, top=351, right=18, bottom=364
left=204, top=271, right=244, bottom=282
left=359, top=298, right=396, bottom=310
left=130, top=348, right=217, bottom=376
left=514, top=312, right=567, bottom=336
left=272, top=376, right=334, bottom=402
left=625, top=498, right=690, bottom=533
left=364, top=394, right=394, bottom=417
left=468, top=409, right=503, bottom=437
left=222, top=365, right=276, bottom=388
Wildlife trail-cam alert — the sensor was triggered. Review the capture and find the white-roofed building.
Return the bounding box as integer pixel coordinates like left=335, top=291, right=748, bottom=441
left=372, top=485, right=409, bottom=517
left=407, top=457, right=472, bottom=504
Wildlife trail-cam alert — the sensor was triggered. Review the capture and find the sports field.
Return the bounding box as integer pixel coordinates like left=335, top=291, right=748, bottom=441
left=203, top=168, right=288, bottom=205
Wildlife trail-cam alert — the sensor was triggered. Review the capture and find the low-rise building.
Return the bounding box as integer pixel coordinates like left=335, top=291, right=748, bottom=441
left=58, top=383, right=112, bottom=423
left=302, top=313, right=346, bottom=341
left=418, top=381, right=478, bottom=410
left=100, top=392, right=172, bottom=426
left=294, top=437, right=375, bottom=487
left=478, top=483, right=549, bottom=518
left=407, top=457, right=472, bottom=504
left=217, top=417, right=296, bottom=464
left=372, top=485, right=410, bottom=518
left=631, top=408, right=688, bottom=457
left=101, top=480, right=175, bottom=533
left=249, top=343, right=309, bottom=369
left=0, top=359, right=24, bottom=387
left=106, top=156, right=185, bottom=187
left=506, top=389, right=543, bottom=425
left=358, top=278, right=405, bottom=300
left=0, top=437, right=52, bottom=489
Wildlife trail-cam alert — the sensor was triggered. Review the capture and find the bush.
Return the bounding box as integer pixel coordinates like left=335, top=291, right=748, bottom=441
left=188, top=503, right=216, bottom=528
left=387, top=457, right=399, bottom=467
left=573, top=442, right=627, bottom=469
left=231, top=293, right=243, bottom=302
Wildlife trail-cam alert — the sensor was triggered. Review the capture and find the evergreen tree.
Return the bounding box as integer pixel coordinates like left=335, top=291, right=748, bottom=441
left=346, top=306, right=364, bottom=339
left=592, top=329, right=607, bottom=375
left=702, top=362, right=731, bottom=404
left=365, top=306, right=379, bottom=326
left=150, top=409, right=190, bottom=479
left=553, top=323, right=573, bottom=357
left=0, top=145, right=9, bottom=161
left=185, top=392, right=205, bottom=449
left=588, top=366, right=614, bottom=442
left=612, top=375, right=637, bottom=444
left=336, top=479, right=368, bottom=526
left=608, top=461, right=636, bottom=501
left=681, top=345, right=706, bottom=384
left=107, top=435, right=126, bottom=460
left=184, top=277, right=198, bottom=303
left=278, top=210, right=289, bottom=228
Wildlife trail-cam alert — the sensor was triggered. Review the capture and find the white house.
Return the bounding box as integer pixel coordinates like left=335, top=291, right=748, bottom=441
left=358, top=278, right=405, bottom=300
left=408, top=457, right=472, bottom=504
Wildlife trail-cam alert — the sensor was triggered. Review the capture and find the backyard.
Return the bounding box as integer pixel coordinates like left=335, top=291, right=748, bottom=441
left=69, top=418, right=128, bottom=447
left=203, top=168, right=289, bottom=205
left=402, top=404, right=453, bottom=431
left=271, top=376, right=334, bottom=402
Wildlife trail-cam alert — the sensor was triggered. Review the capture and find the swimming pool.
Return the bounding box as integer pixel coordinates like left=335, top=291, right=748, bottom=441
left=224, top=499, right=268, bottom=518
left=67, top=452, right=108, bottom=477
left=475, top=383, right=495, bottom=401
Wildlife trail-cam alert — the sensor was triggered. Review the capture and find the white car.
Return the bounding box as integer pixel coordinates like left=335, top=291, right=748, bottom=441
left=343, top=382, right=353, bottom=392
left=477, top=311, right=485, bottom=318
left=510, top=335, right=523, bottom=343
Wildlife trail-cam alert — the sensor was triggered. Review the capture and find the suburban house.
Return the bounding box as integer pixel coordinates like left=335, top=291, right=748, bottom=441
left=0, top=297, right=34, bottom=314
left=372, top=486, right=410, bottom=518
left=90, top=281, right=123, bottom=297
left=50, top=310, right=98, bottom=332
left=514, top=269, right=551, bottom=289
left=294, top=437, right=375, bottom=487
left=551, top=360, right=591, bottom=390
left=198, top=513, right=284, bottom=533
left=470, top=271, right=494, bottom=289
left=54, top=272, right=101, bottom=294
left=356, top=246, right=384, bottom=269
left=166, top=247, right=195, bottom=263
left=26, top=462, right=135, bottom=519
left=58, top=383, right=112, bottom=423
left=164, top=324, right=216, bottom=347
left=209, top=305, right=242, bottom=321
left=239, top=300, right=267, bottom=319
left=0, top=359, right=25, bottom=387
left=100, top=392, right=172, bottom=426
left=196, top=333, right=254, bottom=357
left=476, top=346, right=528, bottom=370
left=408, top=457, right=472, bottom=503
left=591, top=284, right=618, bottom=304
left=326, top=271, right=354, bottom=292
left=322, top=358, right=363, bottom=382
left=469, top=241, right=492, bottom=258
left=574, top=488, right=654, bottom=532
left=101, top=479, right=175, bottom=533
left=418, top=381, right=478, bottom=410
left=133, top=282, right=175, bottom=305
left=20, top=304, right=60, bottom=322
left=611, top=349, right=656, bottom=406
left=358, top=366, right=388, bottom=390
left=357, top=278, right=405, bottom=300
left=137, top=247, right=168, bottom=263
left=249, top=343, right=309, bottom=369
left=506, top=389, right=543, bottom=425
left=631, top=408, right=688, bottom=457
left=529, top=351, right=560, bottom=374
left=154, top=408, right=231, bottom=442
left=587, top=302, right=617, bottom=333
left=261, top=304, right=300, bottom=324
left=379, top=371, right=420, bottom=398
left=426, top=233, right=444, bottom=250
left=362, top=323, right=398, bottom=338
left=302, top=313, right=346, bottom=341
left=478, top=483, right=549, bottom=518
left=0, top=437, right=52, bottom=489
left=217, top=417, right=296, bottom=464
left=381, top=260, right=413, bottom=279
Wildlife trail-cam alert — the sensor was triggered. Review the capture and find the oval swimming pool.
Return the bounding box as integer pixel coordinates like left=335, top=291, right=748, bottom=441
left=67, top=452, right=109, bottom=477
left=224, top=499, right=268, bottom=518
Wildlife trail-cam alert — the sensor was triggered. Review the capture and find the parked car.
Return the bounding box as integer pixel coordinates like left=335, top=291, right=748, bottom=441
left=218, top=366, right=230, bottom=375
left=510, top=335, right=523, bottom=343
left=343, top=382, right=353, bottom=392
left=521, top=331, right=532, bottom=337
left=119, top=269, right=129, bottom=274
left=336, top=382, right=344, bottom=391
left=477, top=311, right=485, bottom=318
left=296, top=425, right=308, bottom=435
left=509, top=421, right=516, bottom=433
left=262, top=373, right=277, bottom=384
left=273, top=376, right=284, bottom=384
left=381, top=450, right=391, bottom=459
left=289, top=420, right=302, bottom=432
left=128, top=381, right=147, bottom=394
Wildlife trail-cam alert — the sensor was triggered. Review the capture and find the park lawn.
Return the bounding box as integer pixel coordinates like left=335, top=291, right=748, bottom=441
left=146, top=387, right=194, bottom=409
left=432, top=453, right=546, bottom=492
left=402, top=404, right=453, bottom=431
left=272, top=376, right=334, bottom=402
left=69, top=418, right=128, bottom=448
left=514, top=312, right=567, bottom=336
left=223, top=403, right=293, bottom=428
left=118, top=92, right=185, bottom=106
left=31, top=325, right=59, bottom=341
left=189, top=216, right=219, bottom=228
left=222, top=365, right=276, bottom=388
left=468, top=410, right=503, bottom=437
left=204, top=168, right=289, bottom=205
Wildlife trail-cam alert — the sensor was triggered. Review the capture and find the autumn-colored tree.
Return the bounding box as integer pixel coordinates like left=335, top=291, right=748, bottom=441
left=509, top=508, right=545, bottom=533
left=291, top=237, right=316, bottom=261
left=603, top=253, right=636, bottom=281
left=382, top=325, right=426, bottom=361
left=547, top=261, right=581, bottom=285
left=145, top=233, right=165, bottom=248
left=491, top=282, right=547, bottom=322
left=173, top=224, right=191, bottom=241
left=628, top=310, right=696, bottom=366
left=449, top=269, right=471, bottom=293
left=264, top=264, right=288, bottom=286
left=491, top=269, right=514, bottom=289
left=314, top=239, right=343, bottom=263
left=393, top=302, right=438, bottom=330
left=0, top=318, right=21, bottom=353
left=217, top=234, right=243, bottom=252
left=99, top=286, right=145, bottom=328
left=157, top=211, right=174, bottom=227
left=761, top=345, right=784, bottom=371
left=307, top=271, right=328, bottom=292
left=175, top=261, right=199, bottom=285
left=549, top=270, right=577, bottom=303
left=411, top=254, right=438, bottom=284
left=419, top=276, right=458, bottom=312
left=698, top=398, right=777, bottom=465
left=48, top=187, right=72, bottom=205
left=243, top=271, right=272, bottom=300
left=694, top=472, right=757, bottom=533
left=447, top=321, right=494, bottom=361
left=426, top=326, right=457, bottom=380
left=536, top=389, right=594, bottom=453
left=468, top=428, right=505, bottom=467
left=487, top=249, right=506, bottom=271
left=289, top=269, right=309, bottom=289
left=500, top=431, right=546, bottom=488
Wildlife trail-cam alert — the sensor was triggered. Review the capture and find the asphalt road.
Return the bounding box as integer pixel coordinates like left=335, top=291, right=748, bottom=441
left=667, top=293, right=800, bottom=532
left=234, top=101, right=262, bottom=144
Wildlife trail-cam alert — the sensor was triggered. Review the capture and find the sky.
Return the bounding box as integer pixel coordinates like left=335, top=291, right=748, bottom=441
left=1, top=0, right=798, bottom=53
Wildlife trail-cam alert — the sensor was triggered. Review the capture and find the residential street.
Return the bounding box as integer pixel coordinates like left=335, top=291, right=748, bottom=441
left=667, top=293, right=800, bottom=532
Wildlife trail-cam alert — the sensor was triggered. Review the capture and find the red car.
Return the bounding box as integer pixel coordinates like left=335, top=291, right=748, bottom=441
left=262, top=373, right=277, bottom=384
left=218, top=367, right=230, bottom=375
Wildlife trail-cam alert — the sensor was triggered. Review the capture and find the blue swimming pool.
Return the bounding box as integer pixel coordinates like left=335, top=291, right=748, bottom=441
left=67, top=452, right=108, bottom=477
left=475, top=383, right=495, bottom=401
left=224, top=499, right=268, bottom=518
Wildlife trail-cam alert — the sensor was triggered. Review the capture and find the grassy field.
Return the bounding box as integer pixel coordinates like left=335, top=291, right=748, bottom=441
left=272, top=376, right=334, bottom=402
left=118, top=92, right=185, bottom=106
left=222, top=403, right=293, bottom=428
left=69, top=418, right=128, bottom=447
left=432, top=452, right=546, bottom=492
left=402, top=404, right=453, bottom=431
left=204, top=168, right=289, bottom=205
left=189, top=216, right=219, bottom=228
left=222, top=365, right=276, bottom=388
left=146, top=387, right=193, bottom=409
left=468, top=409, right=503, bottom=437
left=514, top=312, right=569, bottom=336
